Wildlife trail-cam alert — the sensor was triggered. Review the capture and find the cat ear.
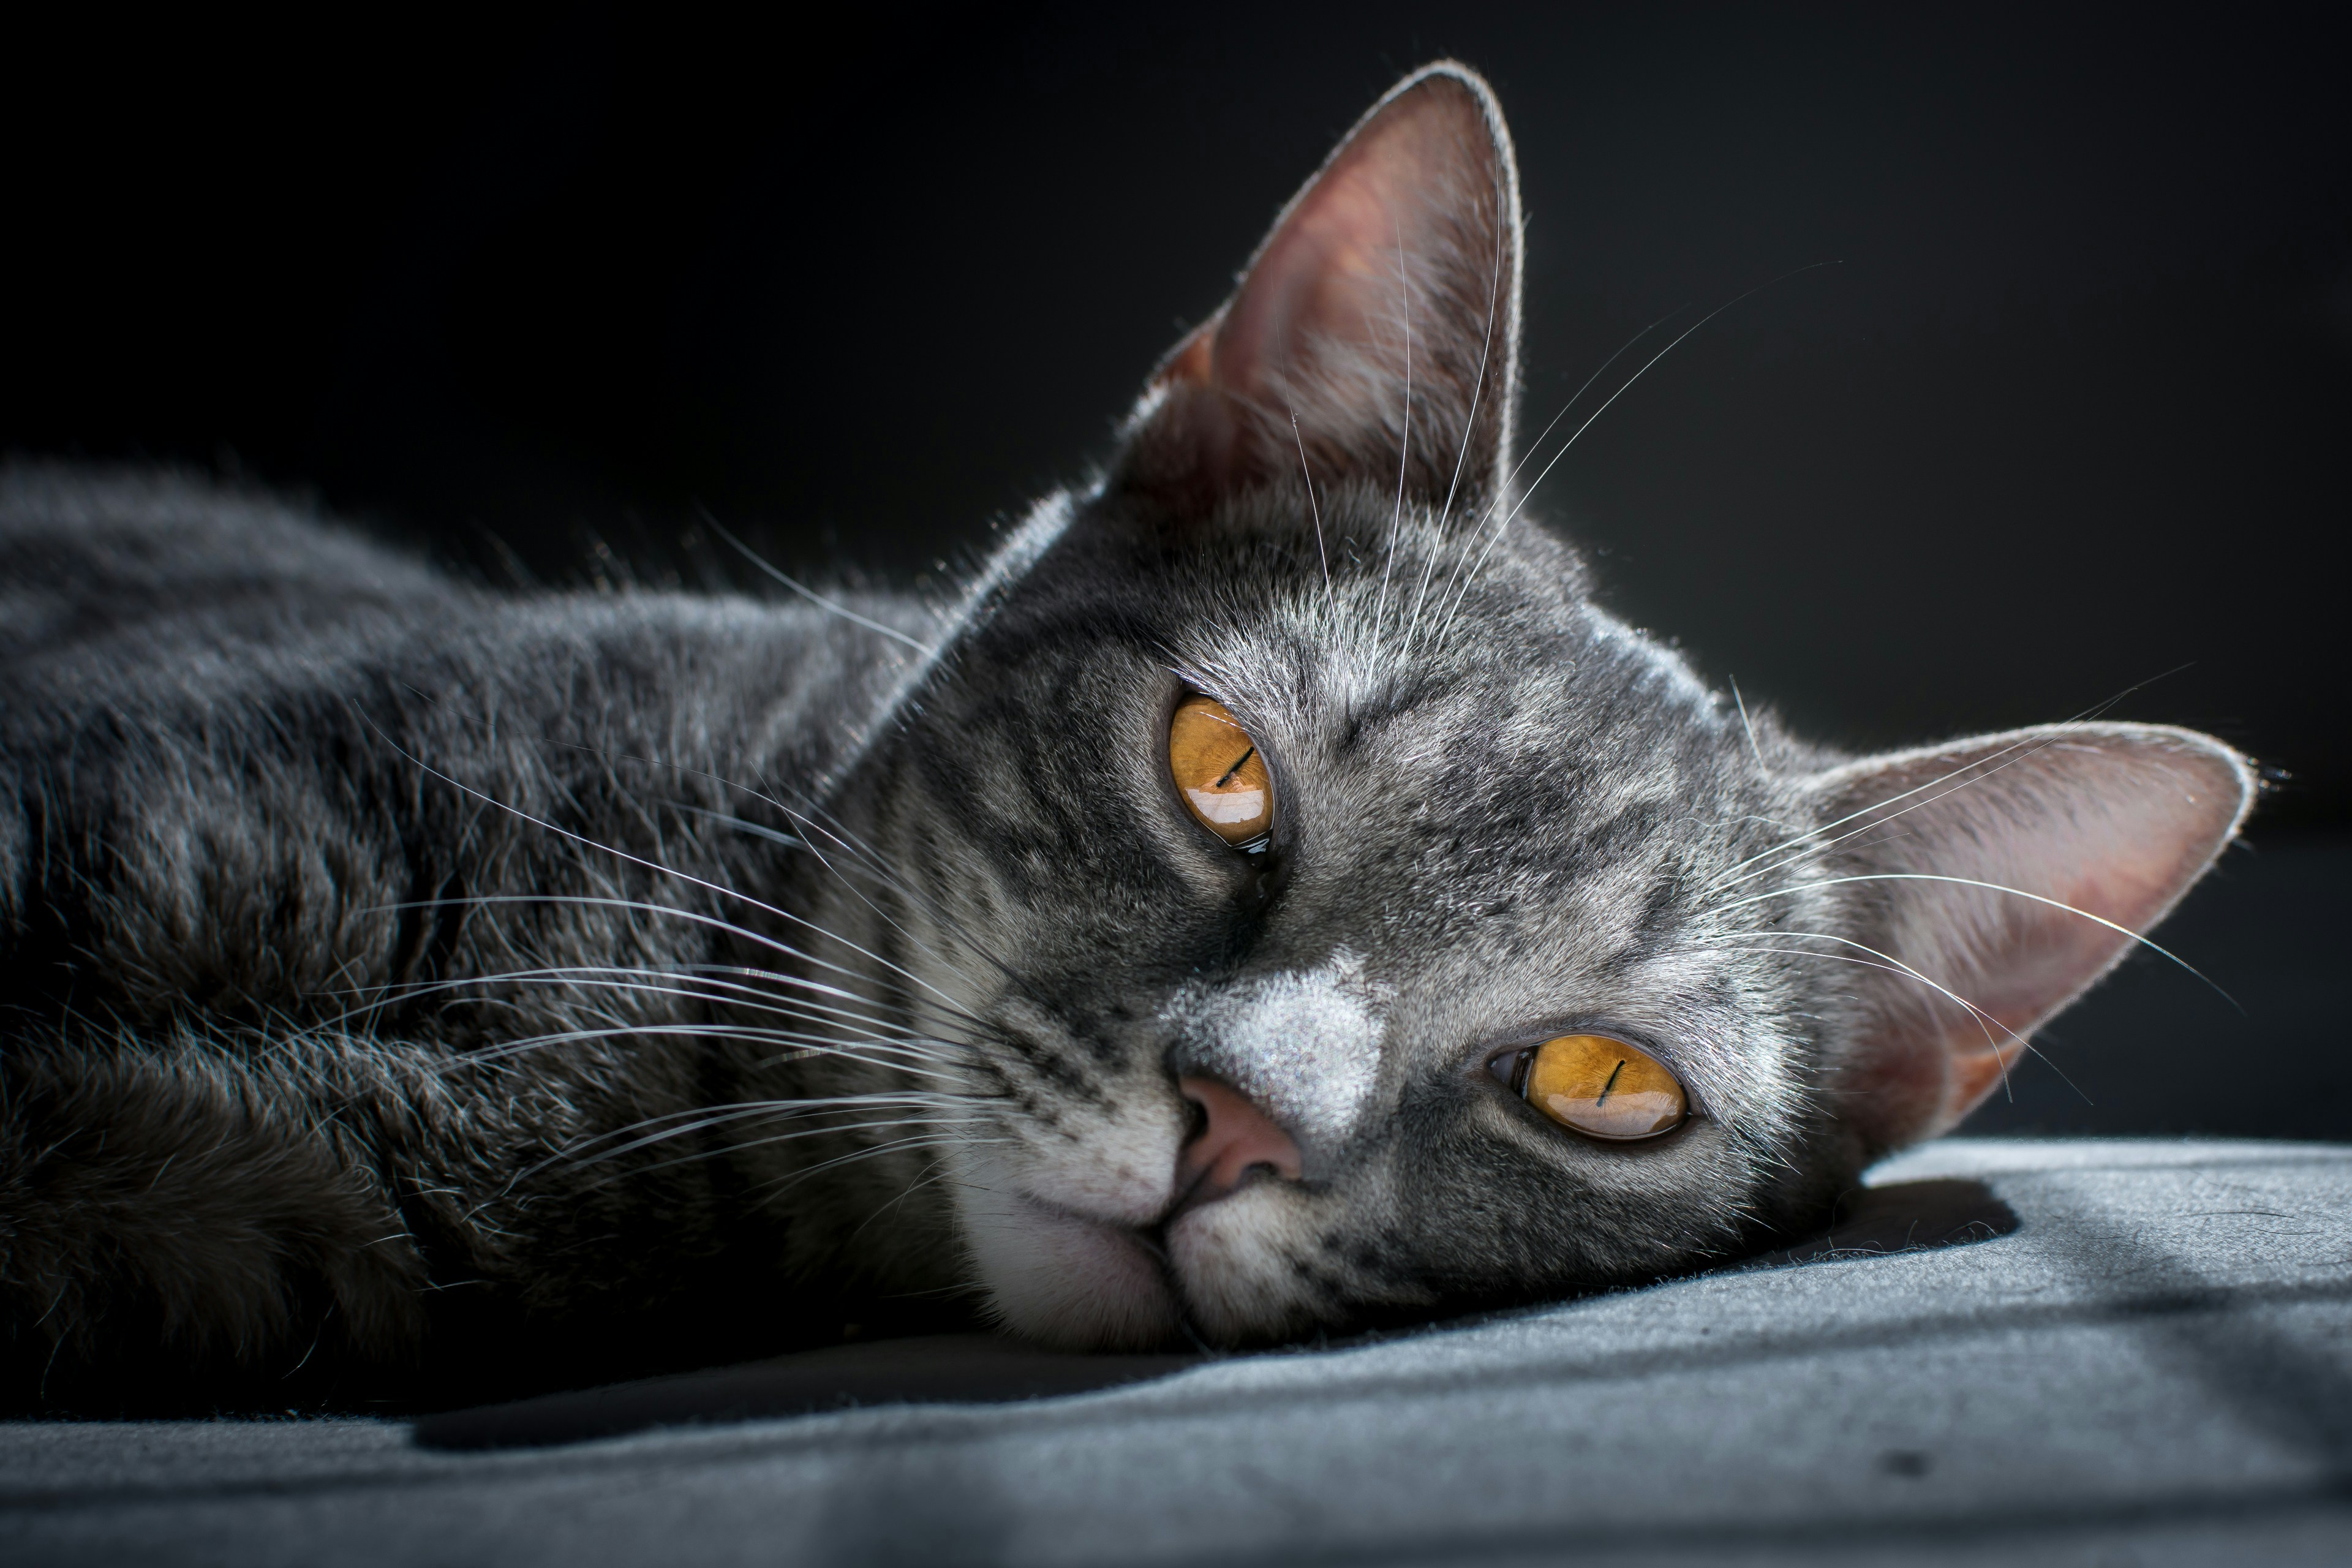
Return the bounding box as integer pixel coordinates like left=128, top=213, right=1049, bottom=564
left=1804, top=722, right=2253, bottom=1153
left=1114, top=62, right=1522, bottom=521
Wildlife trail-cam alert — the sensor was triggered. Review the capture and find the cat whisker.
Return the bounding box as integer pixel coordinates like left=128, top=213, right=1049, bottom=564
left=1709, top=940, right=2094, bottom=1107
left=1714, top=872, right=2237, bottom=1008
left=383, top=960, right=949, bottom=1036
left=323, top=952, right=953, bottom=1047
left=1728, top=676, right=1767, bottom=772
left=848, top=1159, right=962, bottom=1243
left=471, top=1022, right=964, bottom=1078
left=354, top=882, right=999, bottom=1036
left=1439, top=300, right=1744, bottom=641
left=1373, top=215, right=1414, bottom=657
left=1402, top=192, right=1505, bottom=660
left=578, top=1109, right=973, bottom=1180
left=654, top=763, right=1023, bottom=1013
left=1424, top=308, right=1681, bottom=643
left=586, top=1118, right=988, bottom=1189
left=348, top=715, right=1000, bottom=1033
left=1439, top=266, right=1836, bottom=646
left=622, top=959, right=965, bottom=1030
left=1698, top=929, right=2035, bottom=1095
left=697, top=508, right=937, bottom=655
left=1292, top=412, right=1332, bottom=600
left=344, top=894, right=881, bottom=1009
left=1700, top=666, right=2191, bottom=897
left=363, top=986, right=952, bottom=1071
left=565, top=1090, right=963, bottom=1147
left=551, top=1096, right=969, bottom=1175
left=782, top=791, right=904, bottom=881
left=744, top=1131, right=1006, bottom=1200
left=761, top=799, right=1006, bottom=1001
left=1700, top=736, right=2060, bottom=898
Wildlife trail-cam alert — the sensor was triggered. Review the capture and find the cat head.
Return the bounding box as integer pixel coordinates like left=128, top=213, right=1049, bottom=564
left=845, top=64, right=2252, bottom=1348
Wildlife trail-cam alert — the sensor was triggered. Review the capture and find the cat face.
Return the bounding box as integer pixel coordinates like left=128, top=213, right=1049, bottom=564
left=844, top=66, right=2252, bottom=1349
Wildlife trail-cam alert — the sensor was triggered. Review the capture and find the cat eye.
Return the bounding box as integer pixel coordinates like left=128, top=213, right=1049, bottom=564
left=1498, top=1034, right=1687, bottom=1141
left=1169, top=695, right=1273, bottom=846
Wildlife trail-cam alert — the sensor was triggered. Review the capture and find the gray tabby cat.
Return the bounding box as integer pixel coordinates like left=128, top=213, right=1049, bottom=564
left=0, top=64, right=2249, bottom=1413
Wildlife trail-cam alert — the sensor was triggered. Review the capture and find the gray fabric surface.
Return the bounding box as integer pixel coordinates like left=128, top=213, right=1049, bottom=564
left=5, top=1137, right=2350, bottom=1566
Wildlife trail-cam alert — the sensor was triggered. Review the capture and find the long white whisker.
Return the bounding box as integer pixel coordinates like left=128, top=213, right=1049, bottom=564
left=1442, top=265, right=1839, bottom=644
left=1700, top=666, right=2193, bottom=899
left=1709, top=941, right=2093, bottom=1106
left=340, top=960, right=971, bottom=1059
left=674, top=962, right=982, bottom=1041
left=747, top=1132, right=1003, bottom=1198
left=592, top=1118, right=990, bottom=1187
left=575, top=1091, right=961, bottom=1143
left=402, top=962, right=955, bottom=1041
left=698, top=509, right=936, bottom=655
left=472, top=1022, right=965, bottom=1080
left=524, top=1096, right=964, bottom=1185
left=406, top=734, right=1026, bottom=1078
left=1717, top=873, right=2237, bottom=1008
left=507, top=736, right=1011, bottom=1020
left=767, top=800, right=1002, bottom=1005
left=1403, top=199, right=1506, bottom=658
left=850, top=1160, right=962, bottom=1243
left=330, top=895, right=975, bottom=1031
left=1728, top=675, right=1766, bottom=772
left=616, top=757, right=1014, bottom=1011
left=558, top=1097, right=964, bottom=1169
left=1441, top=306, right=1743, bottom=639
left=1292, top=411, right=1332, bottom=599
left=1426, top=308, right=1683, bottom=638
left=1705, top=736, right=2066, bottom=897
left=1698, top=927, right=2030, bottom=1093
left=768, top=786, right=907, bottom=883
left=329, top=724, right=997, bottom=1025
left=1374, top=215, right=1412, bottom=654
left=582, top=960, right=957, bottom=1033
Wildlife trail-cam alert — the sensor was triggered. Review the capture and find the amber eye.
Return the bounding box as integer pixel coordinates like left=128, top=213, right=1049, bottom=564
left=1505, top=1034, right=1687, bottom=1141
left=1169, top=695, right=1273, bottom=845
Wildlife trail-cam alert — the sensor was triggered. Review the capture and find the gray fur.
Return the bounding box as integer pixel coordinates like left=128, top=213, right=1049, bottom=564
left=0, top=64, right=2250, bottom=1411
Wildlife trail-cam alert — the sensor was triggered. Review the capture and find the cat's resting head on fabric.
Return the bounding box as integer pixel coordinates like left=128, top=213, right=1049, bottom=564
left=809, top=63, right=2251, bottom=1350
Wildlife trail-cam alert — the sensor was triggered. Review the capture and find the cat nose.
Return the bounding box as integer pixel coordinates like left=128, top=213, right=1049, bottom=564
left=1174, top=1076, right=1304, bottom=1213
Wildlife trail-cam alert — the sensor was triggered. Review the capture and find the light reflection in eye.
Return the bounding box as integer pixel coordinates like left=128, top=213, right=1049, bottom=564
left=1169, top=695, right=1274, bottom=845
left=1184, top=785, right=1267, bottom=826
left=1504, top=1033, right=1687, bottom=1141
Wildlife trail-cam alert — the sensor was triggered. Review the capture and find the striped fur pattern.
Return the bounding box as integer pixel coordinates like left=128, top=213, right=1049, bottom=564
left=0, top=66, right=2250, bottom=1409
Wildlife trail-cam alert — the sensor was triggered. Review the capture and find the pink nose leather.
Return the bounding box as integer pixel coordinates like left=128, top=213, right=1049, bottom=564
left=1175, top=1076, right=1304, bottom=1208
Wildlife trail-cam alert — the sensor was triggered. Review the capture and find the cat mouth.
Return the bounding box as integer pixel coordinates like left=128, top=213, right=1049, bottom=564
left=974, top=1082, right=1306, bottom=1349
left=997, top=1180, right=1274, bottom=1349
left=1159, top=1160, right=1288, bottom=1229
left=973, top=1185, right=1183, bottom=1350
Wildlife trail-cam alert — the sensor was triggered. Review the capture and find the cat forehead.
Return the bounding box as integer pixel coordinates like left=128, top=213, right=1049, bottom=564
left=972, top=490, right=1759, bottom=859
left=1180, top=588, right=1728, bottom=791
left=1115, top=496, right=1717, bottom=731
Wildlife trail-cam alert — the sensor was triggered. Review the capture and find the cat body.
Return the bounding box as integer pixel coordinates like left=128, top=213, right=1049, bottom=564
left=0, top=468, right=963, bottom=1404
left=0, top=66, right=2250, bottom=1412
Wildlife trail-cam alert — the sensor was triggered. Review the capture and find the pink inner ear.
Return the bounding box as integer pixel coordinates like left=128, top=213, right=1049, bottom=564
left=1128, top=64, right=1518, bottom=509
left=1210, top=118, right=1452, bottom=406
left=1814, top=723, right=2253, bottom=1150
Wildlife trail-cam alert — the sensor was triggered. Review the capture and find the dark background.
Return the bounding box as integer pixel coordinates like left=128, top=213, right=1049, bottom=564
left=9, top=5, right=2346, bottom=1137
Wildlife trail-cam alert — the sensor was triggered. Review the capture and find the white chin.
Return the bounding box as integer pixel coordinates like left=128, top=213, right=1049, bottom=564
left=960, top=1191, right=1179, bottom=1351
left=1164, top=1183, right=1318, bottom=1344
